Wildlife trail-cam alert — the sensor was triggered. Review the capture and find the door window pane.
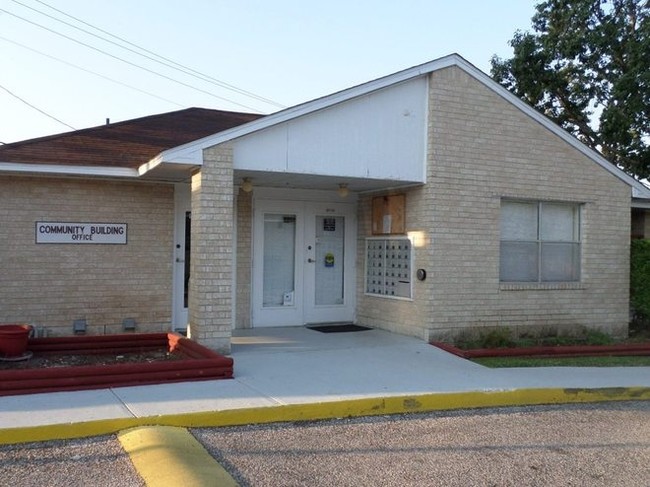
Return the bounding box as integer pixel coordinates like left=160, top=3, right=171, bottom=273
left=315, top=216, right=345, bottom=306
left=263, top=214, right=296, bottom=307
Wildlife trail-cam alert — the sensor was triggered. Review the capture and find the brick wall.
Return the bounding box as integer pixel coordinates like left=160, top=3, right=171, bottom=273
left=358, top=66, right=631, bottom=341
left=0, top=176, right=174, bottom=335
left=235, top=188, right=252, bottom=328
left=188, top=144, right=234, bottom=353
left=356, top=188, right=433, bottom=340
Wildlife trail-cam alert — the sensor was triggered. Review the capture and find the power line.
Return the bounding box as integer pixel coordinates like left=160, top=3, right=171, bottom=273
left=0, top=82, right=76, bottom=130
left=0, top=35, right=184, bottom=108
left=32, top=0, right=285, bottom=109
left=0, top=6, right=262, bottom=112
left=9, top=0, right=285, bottom=109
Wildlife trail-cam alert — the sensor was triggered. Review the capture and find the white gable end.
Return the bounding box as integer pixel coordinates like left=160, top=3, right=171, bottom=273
left=231, top=76, right=427, bottom=183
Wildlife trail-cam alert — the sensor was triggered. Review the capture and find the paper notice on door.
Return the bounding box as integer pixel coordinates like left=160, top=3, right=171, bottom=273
left=382, top=215, right=392, bottom=234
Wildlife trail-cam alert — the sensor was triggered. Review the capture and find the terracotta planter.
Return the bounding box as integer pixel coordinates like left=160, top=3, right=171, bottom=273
left=0, top=324, right=32, bottom=358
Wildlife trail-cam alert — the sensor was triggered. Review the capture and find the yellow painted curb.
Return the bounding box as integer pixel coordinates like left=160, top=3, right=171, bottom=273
left=1, top=386, right=648, bottom=445
left=118, top=426, right=238, bottom=487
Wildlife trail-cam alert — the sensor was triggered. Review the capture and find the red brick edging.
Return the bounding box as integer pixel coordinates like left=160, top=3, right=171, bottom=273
left=431, top=341, right=650, bottom=359
left=0, top=333, right=233, bottom=397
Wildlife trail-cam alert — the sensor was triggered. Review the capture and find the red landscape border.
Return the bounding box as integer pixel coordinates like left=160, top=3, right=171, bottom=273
left=431, top=341, right=650, bottom=359
left=0, top=333, right=233, bottom=397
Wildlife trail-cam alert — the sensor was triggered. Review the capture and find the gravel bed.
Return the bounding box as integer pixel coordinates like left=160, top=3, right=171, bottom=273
left=0, top=435, right=144, bottom=487
left=193, top=401, right=650, bottom=487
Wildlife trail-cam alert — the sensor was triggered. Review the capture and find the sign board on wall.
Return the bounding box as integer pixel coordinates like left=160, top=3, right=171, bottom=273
left=371, top=194, right=405, bottom=235
left=36, top=222, right=127, bottom=244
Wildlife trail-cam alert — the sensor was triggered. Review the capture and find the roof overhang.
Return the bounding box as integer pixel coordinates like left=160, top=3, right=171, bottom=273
left=156, top=53, right=650, bottom=199
left=0, top=160, right=201, bottom=183
left=4, top=53, right=650, bottom=195
left=632, top=198, right=650, bottom=209
left=233, top=169, right=422, bottom=194
left=0, top=162, right=138, bottom=178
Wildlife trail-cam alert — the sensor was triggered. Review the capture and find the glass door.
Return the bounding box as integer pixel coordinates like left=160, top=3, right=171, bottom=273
left=303, top=203, right=356, bottom=324
left=252, top=202, right=304, bottom=326
left=173, top=184, right=191, bottom=331
left=252, top=199, right=356, bottom=327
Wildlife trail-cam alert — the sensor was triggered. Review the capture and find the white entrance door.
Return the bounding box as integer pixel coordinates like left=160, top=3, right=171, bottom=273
left=172, top=184, right=191, bottom=330
left=252, top=199, right=356, bottom=327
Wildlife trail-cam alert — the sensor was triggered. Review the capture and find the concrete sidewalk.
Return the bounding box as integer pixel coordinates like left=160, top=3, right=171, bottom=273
left=1, top=327, right=649, bottom=444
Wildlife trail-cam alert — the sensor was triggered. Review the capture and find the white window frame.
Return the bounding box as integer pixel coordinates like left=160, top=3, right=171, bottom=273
left=365, top=236, right=413, bottom=300
left=500, top=199, right=582, bottom=283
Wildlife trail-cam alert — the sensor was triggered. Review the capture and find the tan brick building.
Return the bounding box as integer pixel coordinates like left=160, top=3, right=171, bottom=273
left=2, top=54, right=649, bottom=353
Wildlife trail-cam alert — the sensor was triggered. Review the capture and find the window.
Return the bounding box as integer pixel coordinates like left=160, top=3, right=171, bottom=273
left=500, top=200, right=581, bottom=282
left=366, top=237, right=412, bottom=299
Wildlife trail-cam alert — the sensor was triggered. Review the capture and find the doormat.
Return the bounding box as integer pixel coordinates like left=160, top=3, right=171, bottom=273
left=307, top=324, right=372, bottom=333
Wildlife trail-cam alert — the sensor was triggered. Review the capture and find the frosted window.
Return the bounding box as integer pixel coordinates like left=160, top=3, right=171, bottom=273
left=500, top=201, right=537, bottom=240
left=541, top=243, right=580, bottom=282
left=500, top=200, right=580, bottom=283
left=541, top=203, right=578, bottom=241
left=263, top=214, right=296, bottom=307
left=500, top=242, right=538, bottom=282
left=315, top=216, right=345, bottom=306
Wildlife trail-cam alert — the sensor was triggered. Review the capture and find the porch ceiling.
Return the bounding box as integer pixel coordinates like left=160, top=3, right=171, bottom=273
left=233, top=169, right=423, bottom=193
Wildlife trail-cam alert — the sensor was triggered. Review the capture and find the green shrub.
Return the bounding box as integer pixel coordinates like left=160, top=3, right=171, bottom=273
left=631, top=239, right=650, bottom=325
left=479, top=328, right=515, bottom=349
left=584, top=330, right=613, bottom=345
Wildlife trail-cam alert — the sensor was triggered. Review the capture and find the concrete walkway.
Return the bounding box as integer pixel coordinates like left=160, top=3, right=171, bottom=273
left=1, top=327, right=649, bottom=443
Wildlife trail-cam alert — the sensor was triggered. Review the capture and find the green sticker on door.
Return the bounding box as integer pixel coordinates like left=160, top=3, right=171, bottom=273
left=324, top=252, right=335, bottom=267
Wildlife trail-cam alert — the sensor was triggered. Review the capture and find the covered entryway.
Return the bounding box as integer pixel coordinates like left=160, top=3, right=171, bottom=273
left=252, top=196, right=356, bottom=327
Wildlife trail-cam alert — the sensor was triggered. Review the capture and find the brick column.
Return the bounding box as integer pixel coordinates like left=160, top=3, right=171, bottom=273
left=188, top=144, right=233, bottom=354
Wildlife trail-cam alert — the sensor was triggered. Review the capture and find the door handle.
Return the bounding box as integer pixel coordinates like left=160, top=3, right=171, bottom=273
left=307, top=258, right=315, bottom=263
left=176, top=258, right=185, bottom=263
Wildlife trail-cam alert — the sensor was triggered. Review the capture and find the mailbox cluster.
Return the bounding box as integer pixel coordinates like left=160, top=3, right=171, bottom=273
left=365, top=237, right=412, bottom=298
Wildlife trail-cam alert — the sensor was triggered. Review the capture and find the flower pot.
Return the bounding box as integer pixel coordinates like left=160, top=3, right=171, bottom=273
left=0, top=324, right=32, bottom=358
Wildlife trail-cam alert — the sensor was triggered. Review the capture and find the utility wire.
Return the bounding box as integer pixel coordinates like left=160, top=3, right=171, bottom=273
left=0, top=35, right=184, bottom=108
left=0, top=82, right=76, bottom=130
left=9, top=0, right=285, bottom=109
left=0, top=7, right=261, bottom=112
left=32, top=0, right=285, bottom=109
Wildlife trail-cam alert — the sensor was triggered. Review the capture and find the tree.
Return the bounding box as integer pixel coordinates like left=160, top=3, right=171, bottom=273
left=491, top=0, right=650, bottom=180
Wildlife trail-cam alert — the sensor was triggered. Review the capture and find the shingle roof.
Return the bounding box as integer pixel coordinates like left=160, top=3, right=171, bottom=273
left=0, top=107, right=263, bottom=169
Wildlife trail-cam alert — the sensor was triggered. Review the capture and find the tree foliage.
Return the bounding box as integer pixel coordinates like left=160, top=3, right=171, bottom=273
left=491, top=0, right=650, bottom=179
left=631, top=239, right=650, bottom=324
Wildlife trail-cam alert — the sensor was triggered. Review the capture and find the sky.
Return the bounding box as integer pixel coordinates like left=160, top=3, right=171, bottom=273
left=0, top=0, right=540, bottom=144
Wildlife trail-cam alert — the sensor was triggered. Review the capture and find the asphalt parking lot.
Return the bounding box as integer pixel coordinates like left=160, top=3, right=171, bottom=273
left=1, top=401, right=648, bottom=487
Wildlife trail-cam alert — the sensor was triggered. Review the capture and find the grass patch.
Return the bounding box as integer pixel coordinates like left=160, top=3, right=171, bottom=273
left=474, top=355, right=650, bottom=368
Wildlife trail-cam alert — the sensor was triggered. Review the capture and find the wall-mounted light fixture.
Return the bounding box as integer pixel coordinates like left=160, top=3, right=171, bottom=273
left=241, top=177, right=253, bottom=193
left=337, top=183, right=349, bottom=198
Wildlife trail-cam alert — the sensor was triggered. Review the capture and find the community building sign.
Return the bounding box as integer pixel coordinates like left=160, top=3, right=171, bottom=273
left=36, top=222, right=127, bottom=244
